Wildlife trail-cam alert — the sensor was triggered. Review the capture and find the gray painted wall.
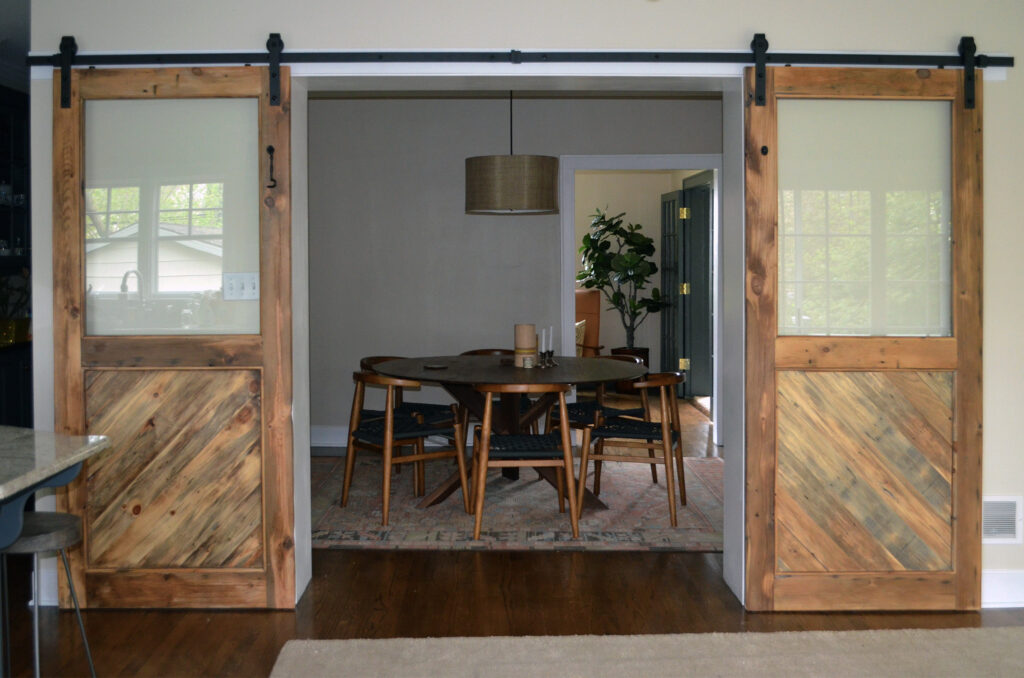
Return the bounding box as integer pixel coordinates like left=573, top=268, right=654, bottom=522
left=308, top=97, right=722, bottom=439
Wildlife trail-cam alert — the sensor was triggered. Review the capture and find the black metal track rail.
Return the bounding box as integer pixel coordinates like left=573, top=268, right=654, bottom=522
left=30, top=33, right=1012, bottom=109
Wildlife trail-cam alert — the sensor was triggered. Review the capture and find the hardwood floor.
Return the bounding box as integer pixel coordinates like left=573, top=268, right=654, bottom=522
left=5, top=549, right=1024, bottom=677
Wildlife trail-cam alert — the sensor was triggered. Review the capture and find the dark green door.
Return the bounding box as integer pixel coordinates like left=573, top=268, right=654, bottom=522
left=660, top=175, right=713, bottom=398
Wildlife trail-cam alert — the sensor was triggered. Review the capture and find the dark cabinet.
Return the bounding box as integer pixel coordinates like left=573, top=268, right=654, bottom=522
left=0, top=86, right=29, bottom=261
left=0, top=85, right=32, bottom=426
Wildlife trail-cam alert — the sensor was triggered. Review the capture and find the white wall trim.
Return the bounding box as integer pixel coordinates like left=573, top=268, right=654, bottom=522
left=312, top=425, right=348, bottom=448
left=982, top=570, right=1024, bottom=609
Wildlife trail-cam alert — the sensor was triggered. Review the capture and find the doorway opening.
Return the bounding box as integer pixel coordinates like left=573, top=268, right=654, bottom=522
left=299, top=81, right=746, bottom=602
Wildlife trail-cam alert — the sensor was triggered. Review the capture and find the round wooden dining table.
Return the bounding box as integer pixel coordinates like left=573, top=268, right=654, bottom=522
left=373, top=355, right=647, bottom=508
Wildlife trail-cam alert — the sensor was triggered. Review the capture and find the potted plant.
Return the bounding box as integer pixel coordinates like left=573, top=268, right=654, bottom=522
left=576, top=208, right=668, bottom=366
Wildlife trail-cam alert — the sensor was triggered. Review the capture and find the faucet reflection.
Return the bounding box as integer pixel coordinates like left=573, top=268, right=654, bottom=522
left=119, top=269, right=145, bottom=300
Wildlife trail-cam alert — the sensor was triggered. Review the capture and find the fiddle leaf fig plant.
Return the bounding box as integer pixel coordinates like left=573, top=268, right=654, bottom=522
left=576, top=208, right=669, bottom=349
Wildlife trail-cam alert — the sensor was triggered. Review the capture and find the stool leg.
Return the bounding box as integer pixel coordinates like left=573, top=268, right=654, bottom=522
left=2, top=554, right=9, bottom=678
left=31, top=554, right=39, bottom=678
left=59, top=550, right=95, bottom=678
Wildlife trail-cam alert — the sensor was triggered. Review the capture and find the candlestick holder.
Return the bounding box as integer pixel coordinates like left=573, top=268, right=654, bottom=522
left=539, top=350, right=557, bottom=368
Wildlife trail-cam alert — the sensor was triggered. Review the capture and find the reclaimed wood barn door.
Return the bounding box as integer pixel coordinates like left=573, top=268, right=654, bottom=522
left=53, top=67, right=293, bottom=608
left=744, top=67, right=982, bottom=610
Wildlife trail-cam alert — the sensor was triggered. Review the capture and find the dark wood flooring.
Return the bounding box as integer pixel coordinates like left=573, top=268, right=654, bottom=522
left=5, top=549, right=1024, bottom=677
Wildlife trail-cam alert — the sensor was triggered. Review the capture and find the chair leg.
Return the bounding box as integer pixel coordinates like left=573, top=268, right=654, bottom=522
left=340, top=433, right=359, bottom=507
left=32, top=553, right=39, bottom=678
left=469, top=427, right=481, bottom=510
left=556, top=467, right=565, bottom=513
left=414, top=439, right=426, bottom=497
left=561, top=439, right=580, bottom=539
left=648, top=444, right=659, bottom=483
left=59, top=550, right=96, bottom=678
left=576, top=429, right=592, bottom=519
left=472, top=449, right=489, bottom=540
left=661, top=436, right=678, bottom=527
left=2, top=554, right=9, bottom=678
left=674, top=439, right=687, bottom=506
left=381, top=439, right=394, bottom=526
left=593, top=440, right=604, bottom=496
left=453, top=422, right=471, bottom=514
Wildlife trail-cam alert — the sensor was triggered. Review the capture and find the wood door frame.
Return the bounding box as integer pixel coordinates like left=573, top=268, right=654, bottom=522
left=52, top=66, right=294, bottom=608
left=744, top=66, right=982, bottom=610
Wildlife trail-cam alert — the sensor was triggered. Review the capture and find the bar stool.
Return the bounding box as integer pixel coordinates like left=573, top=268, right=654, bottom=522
left=2, top=512, right=95, bottom=678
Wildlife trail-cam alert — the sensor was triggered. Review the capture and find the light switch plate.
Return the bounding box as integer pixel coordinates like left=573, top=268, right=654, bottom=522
left=223, top=272, right=259, bottom=300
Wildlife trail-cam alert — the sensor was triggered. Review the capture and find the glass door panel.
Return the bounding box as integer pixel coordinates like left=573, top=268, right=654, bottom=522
left=777, top=99, right=951, bottom=337
left=84, top=98, right=259, bottom=335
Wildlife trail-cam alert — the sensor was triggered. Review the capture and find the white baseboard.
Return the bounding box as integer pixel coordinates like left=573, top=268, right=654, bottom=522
left=982, top=570, right=1024, bottom=608
left=311, top=425, right=347, bottom=448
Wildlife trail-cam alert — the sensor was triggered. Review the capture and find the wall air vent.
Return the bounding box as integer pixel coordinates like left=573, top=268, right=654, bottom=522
left=982, top=496, right=1023, bottom=544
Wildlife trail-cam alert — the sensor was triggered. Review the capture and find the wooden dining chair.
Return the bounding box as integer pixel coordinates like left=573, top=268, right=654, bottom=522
left=545, top=354, right=647, bottom=432
left=471, top=382, right=581, bottom=539
left=458, top=348, right=540, bottom=436
left=359, top=355, right=455, bottom=424
left=341, top=371, right=469, bottom=525
left=576, top=372, right=686, bottom=526
left=544, top=353, right=658, bottom=484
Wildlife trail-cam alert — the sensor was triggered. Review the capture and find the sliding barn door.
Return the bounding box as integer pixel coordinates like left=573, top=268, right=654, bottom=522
left=53, top=67, right=294, bottom=608
left=745, top=67, right=982, bottom=610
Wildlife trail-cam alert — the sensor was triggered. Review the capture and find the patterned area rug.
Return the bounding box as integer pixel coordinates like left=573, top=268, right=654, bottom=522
left=311, top=454, right=723, bottom=551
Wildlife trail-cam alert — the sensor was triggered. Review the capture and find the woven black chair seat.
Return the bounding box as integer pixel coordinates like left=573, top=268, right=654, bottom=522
left=485, top=434, right=566, bottom=460
left=360, top=402, right=453, bottom=425
left=353, top=418, right=456, bottom=446
left=397, top=402, right=454, bottom=422
left=550, top=400, right=646, bottom=424
left=592, top=418, right=679, bottom=441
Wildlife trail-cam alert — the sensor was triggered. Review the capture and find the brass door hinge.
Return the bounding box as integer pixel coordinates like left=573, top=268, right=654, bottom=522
left=679, top=207, right=690, bottom=219
left=679, top=282, right=691, bottom=295
left=679, top=358, right=691, bottom=370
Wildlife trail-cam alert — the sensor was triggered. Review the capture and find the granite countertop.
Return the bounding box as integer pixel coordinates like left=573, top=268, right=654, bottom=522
left=0, top=426, right=110, bottom=500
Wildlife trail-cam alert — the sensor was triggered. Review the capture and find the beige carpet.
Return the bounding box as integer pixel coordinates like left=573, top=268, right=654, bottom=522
left=271, top=627, right=1024, bottom=677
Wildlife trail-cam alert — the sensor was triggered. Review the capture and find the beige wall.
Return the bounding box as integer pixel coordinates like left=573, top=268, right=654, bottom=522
left=29, top=0, right=1024, bottom=580
left=307, top=97, right=721, bottom=427
left=574, top=170, right=678, bottom=366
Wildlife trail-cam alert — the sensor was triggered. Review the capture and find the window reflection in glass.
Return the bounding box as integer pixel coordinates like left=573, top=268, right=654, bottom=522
left=777, top=99, right=951, bottom=337
left=84, top=98, right=258, bottom=335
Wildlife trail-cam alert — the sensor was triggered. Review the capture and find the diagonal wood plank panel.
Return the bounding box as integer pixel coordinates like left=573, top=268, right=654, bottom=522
left=85, top=369, right=263, bottom=569
left=776, top=371, right=953, bottom=573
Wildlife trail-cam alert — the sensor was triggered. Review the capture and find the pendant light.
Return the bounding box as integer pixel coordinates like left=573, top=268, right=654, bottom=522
left=465, top=92, right=559, bottom=215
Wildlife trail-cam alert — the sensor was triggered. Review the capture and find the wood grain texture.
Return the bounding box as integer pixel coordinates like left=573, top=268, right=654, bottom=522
left=85, top=569, right=267, bottom=608
left=744, top=65, right=778, bottom=611
left=776, top=337, right=957, bottom=370
left=953, top=73, right=984, bottom=610
left=52, top=69, right=89, bottom=608
left=260, top=66, right=295, bottom=608
left=776, top=371, right=953, bottom=573
left=83, top=336, right=263, bottom=367
left=85, top=369, right=263, bottom=569
left=773, top=572, right=956, bottom=611
left=76, top=67, right=263, bottom=99
left=773, top=67, right=958, bottom=100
